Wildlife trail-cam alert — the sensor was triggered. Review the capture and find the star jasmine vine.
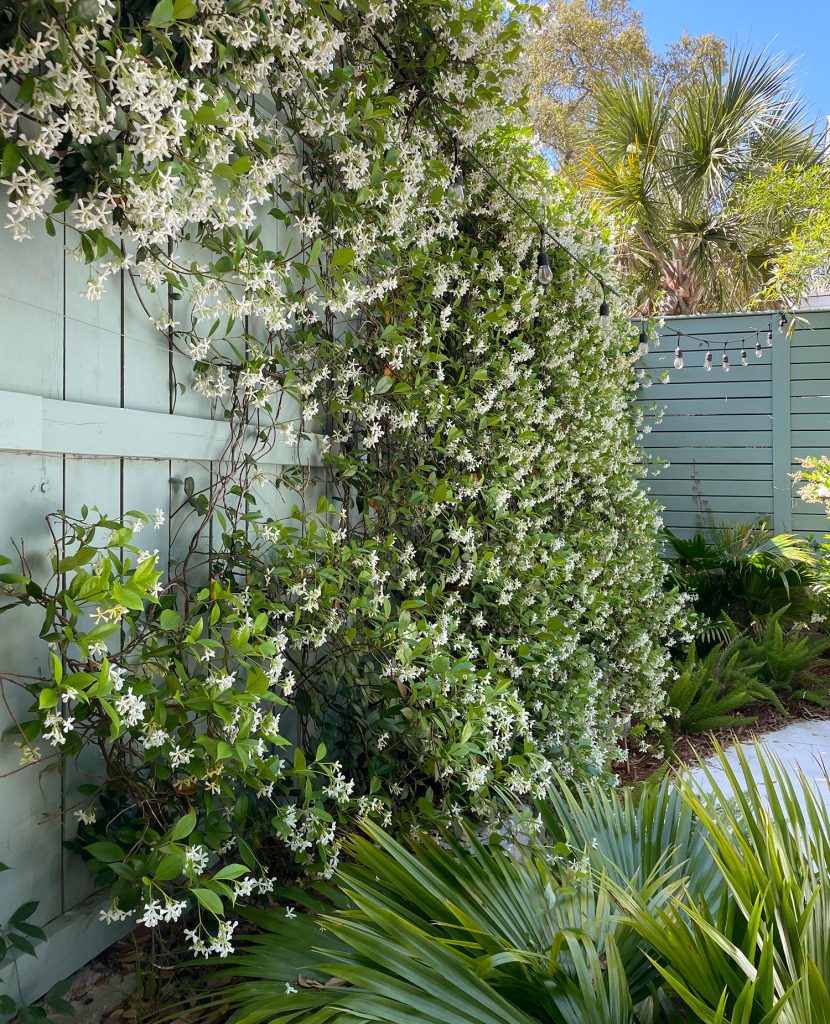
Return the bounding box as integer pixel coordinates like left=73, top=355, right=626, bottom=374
left=0, top=0, right=683, bottom=958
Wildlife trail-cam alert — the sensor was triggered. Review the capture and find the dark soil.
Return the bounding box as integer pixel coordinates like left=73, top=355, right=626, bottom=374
left=614, top=698, right=830, bottom=787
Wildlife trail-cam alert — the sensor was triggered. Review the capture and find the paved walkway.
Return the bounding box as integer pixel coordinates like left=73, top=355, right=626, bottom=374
left=690, top=719, right=830, bottom=809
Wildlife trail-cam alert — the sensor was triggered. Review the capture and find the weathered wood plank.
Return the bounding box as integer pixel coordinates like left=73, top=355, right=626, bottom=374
left=0, top=390, right=328, bottom=464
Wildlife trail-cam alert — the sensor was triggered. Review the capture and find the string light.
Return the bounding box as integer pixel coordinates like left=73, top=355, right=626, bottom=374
left=448, top=167, right=464, bottom=204
left=536, top=247, right=553, bottom=287
left=778, top=311, right=788, bottom=335
left=599, top=288, right=610, bottom=331
left=637, top=323, right=649, bottom=357
left=637, top=310, right=802, bottom=378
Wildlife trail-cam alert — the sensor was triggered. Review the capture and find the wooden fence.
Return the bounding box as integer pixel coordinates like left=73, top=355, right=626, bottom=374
left=0, top=215, right=325, bottom=1001
left=639, top=309, right=830, bottom=539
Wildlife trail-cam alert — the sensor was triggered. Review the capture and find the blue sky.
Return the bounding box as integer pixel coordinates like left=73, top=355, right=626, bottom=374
left=635, top=0, right=830, bottom=121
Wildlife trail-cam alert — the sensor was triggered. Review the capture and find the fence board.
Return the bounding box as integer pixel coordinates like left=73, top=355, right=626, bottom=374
left=0, top=185, right=317, bottom=1002
left=639, top=308, right=830, bottom=536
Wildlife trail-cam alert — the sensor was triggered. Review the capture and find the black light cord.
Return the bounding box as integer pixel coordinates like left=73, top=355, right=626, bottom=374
left=362, top=20, right=619, bottom=302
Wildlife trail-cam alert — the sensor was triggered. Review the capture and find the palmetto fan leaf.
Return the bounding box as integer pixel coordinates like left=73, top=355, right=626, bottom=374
left=585, top=47, right=817, bottom=312
left=216, top=818, right=658, bottom=1024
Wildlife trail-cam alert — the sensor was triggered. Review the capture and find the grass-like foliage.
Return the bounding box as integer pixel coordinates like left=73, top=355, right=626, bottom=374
left=208, top=744, right=830, bottom=1024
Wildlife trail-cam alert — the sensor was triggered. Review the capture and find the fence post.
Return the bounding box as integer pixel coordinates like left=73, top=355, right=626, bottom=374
left=771, top=333, right=792, bottom=533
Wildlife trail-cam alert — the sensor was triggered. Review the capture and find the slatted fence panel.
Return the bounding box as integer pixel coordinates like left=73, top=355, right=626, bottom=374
left=639, top=309, right=830, bottom=539
left=0, top=201, right=321, bottom=1000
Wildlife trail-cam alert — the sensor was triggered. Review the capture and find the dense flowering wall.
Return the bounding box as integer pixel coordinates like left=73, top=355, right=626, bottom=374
left=0, top=0, right=681, bottom=953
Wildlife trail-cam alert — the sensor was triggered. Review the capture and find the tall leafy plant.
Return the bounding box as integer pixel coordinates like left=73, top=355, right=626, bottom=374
left=585, top=49, right=817, bottom=314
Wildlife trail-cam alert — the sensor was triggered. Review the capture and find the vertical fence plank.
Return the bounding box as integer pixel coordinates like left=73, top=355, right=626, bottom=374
left=772, top=330, right=793, bottom=533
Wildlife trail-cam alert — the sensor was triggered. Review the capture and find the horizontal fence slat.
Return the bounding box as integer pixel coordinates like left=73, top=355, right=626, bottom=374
left=791, top=414, right=830, bottom=430
left=789, top=344, right=830, bottom=363
left=792, top=431, right=830, bottom=447
left=647, top=478, right=773, bottom=497
left=645, top=414, right=773, bottom=432
left=642, top=365, right=772, bottom=384
left=791, top=363, right=830, bottom=381
left=647, top=445, right=772, bottom=464
left=0, top=389, right=328, bottom=464
left=643, top=381, right=772, bottom=400
left=647, top=431, right=771, bottom=448
left=659, top=510, right=770, bottom=529
left=645, top=461, right=772, bottom=481
left=645, top=397, right=772, bottom=415
left=791, top=396, right=830, bottom=414
left=791, top=378, right=830, bottom=397
left=656, top=494, right=773, bottom=515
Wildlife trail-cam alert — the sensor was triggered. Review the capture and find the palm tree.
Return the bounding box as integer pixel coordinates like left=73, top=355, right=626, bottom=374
left=584, top=50, right=818, bottom=314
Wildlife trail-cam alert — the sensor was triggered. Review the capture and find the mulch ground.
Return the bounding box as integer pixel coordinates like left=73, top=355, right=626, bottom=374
left=614, top=699, right=830, bottom=787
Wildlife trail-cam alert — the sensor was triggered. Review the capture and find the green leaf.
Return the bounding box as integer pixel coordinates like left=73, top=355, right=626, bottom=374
left=330, top=247, right=355, bottom=268
left=169, top=810, right=197, bottom=841
left=154, top=850, right=185, bottom=881
left=1, top=141, right=21, bottom=179
left=159, top=609, right=182, bottom=631
left=84, top=841, right=124, bottom=863
left=9, top=901, right=38, bottom=925
left=193, top=888, right=224, bottom=916
left=148, top=0, right=175, bottom=26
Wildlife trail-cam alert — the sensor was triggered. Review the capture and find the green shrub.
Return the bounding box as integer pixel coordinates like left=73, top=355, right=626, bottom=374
left=731, top=607, right=830, bottom=702
left=664, top=521, right=818, bottom=627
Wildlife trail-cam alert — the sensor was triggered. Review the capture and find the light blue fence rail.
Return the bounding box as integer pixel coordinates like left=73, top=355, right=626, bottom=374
left=639, top=308, right=830, bottom=539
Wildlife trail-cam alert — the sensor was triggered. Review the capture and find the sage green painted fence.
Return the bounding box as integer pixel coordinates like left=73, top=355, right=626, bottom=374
left=639, top=308, right=830, bottom=539
left=0, top=214, right=325, bottom=1001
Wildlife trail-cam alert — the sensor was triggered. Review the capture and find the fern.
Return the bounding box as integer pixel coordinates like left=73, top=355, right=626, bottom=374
left=666, top=642, right=765, bottom=733
left=731, top=606, right=830, bottom=701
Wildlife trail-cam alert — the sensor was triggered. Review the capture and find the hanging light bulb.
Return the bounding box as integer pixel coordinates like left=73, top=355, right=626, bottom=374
left=766, top=326, right=773, bottom=347
left=536, top=249, right=553, bottom=286
left=637, top=327, right=649, bottom=357
left=599, top=291, right=610, bottom=332
left=673, top=346, right=684, bottom=369
left=778, top=311, right=788, bottom=335
left=755, top=339, right=763, bottom=358
left=704, top=350, right=713, bottom=371
left=722, top=351, right=730, bottom=372
left=740, top=346, right=748, bottom=366
left=448, top=167, right=464, bottom=204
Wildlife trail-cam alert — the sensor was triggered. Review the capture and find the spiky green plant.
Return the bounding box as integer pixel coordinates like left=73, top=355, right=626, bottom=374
left=536, top=769, right=721, bottom=905
left=664, top=639, right=784, bottom=733
left=664, top=521, right=818, bottom=628
left=209, top=747, right=830, bottom=1024
left=615, top=743, right=830, bottom=1024
left=214, top=819, right=670, bottom=1024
